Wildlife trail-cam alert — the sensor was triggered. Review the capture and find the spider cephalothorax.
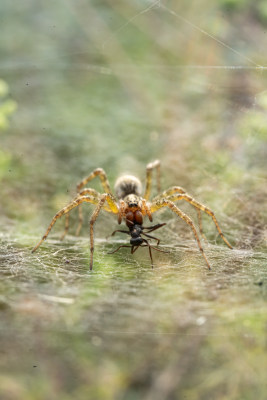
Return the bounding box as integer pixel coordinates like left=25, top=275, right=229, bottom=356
left=32, top=160, right=233, bottom=269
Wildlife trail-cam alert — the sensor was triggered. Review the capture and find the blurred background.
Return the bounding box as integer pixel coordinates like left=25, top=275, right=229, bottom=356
left=0, top=1, right=266, bottom=399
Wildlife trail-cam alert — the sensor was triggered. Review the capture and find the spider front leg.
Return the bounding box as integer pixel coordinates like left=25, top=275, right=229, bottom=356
left=144, top=160, right=161, bottom=200
left=61, top=188, right=101, bottom=240
left=32, top=195, right=100, bottom=253
left=63, top=168, right=114, bottom=239
left=33, top=193, right=119, bottom=270
left=150, top=199, right=211, bottom=269
left=76, top=169, right=114, bottom=237
left=166, top=193, right=232, bottom=249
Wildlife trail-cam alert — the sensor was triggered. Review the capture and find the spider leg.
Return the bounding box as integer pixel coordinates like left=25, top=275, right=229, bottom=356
left=77, top=168, right=113, bottom=194
left=89, top=193, right=119, bottom=270
left=75, top=189, right=101, bottom=237
left=64, top=168, right=115, bottom=240
left=33, top=193, right=119, bottom=270
left=61, top=212, right=70, bottom=241
left=61, top=188, right=101, bottom=240
left=144, top=160, right=161, bottom=200
left=150, top=199, right=211, bottom=269
left=153, top=186, right=187, bottom=200
left=166, top=194, right=232, bottom=249
left=32, top=195, right=101, bottom=253
left=196, top=208, right=207, bottom=241
left=152, top=186, right=206, bottom=238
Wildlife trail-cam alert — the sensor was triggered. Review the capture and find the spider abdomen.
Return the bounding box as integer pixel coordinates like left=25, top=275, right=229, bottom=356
left=114, top=175, right=142, bottom=199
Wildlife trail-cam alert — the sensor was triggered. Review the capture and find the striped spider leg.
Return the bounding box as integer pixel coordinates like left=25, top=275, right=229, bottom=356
left=32, top=193, right=119, bottom=270
left=153, top=186, right=209, bottom=240
left=62, top=168, right=114, bottom=239
left=144, top=159, right=161, bottom=200
left=160, top=190, right=232, bottom=249
left=149, top=198, right=212, bottom=269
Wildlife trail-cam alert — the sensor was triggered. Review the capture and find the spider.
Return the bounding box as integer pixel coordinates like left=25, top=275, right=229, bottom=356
left=32, top=160, right=233, bottom=269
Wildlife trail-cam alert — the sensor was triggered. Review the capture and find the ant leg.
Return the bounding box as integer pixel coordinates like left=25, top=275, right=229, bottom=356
left=110, top=230, right=130, bottom=236
left=142, top=232, right=161, bottom=246
left=108, top=245, right=132, bottom=254
left=142, top=239, right=154, bottom=266
left=143, top=223, right=166, bottom=233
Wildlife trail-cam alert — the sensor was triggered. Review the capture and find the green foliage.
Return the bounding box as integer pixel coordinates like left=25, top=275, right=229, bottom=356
left=0, top=79, right=17, bottom=131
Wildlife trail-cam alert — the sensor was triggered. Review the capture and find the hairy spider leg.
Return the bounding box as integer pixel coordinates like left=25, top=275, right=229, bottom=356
left=196, top=209, right=207, bottom=241
left=89, top=193, right=119, bottom=270
left=76, top=187, right=115, bottom=236
left=32, top=193, right=119, bottom=270
left=150, top=199, right=211, bottom=269
left=76, top=168, right=113, bottom=193
left=144, top=160, right=161, bottom=200
left=76, top=168, right=113, bottom=237
left=153, top=186, right=206, bottom=239
left=32, top=195, right=101, bottom=253
left=64, top=168, right=114, bottom=239
left=61, top=188, right=101, bottom=240
left=166, top=193, right=233, bottom=249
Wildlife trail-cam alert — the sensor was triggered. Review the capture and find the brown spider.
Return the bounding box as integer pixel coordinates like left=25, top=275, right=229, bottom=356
left=32, top=160, right=232, bottom=269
